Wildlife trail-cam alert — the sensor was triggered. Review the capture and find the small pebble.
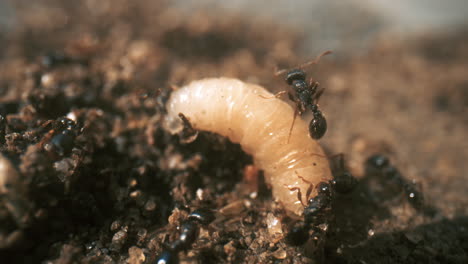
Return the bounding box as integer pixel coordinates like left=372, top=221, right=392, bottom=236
left=127, top=246, right=145, bottom=264
left=272, top=248, right=287, bottom=259
left=266, top=213, right=283, bottom=243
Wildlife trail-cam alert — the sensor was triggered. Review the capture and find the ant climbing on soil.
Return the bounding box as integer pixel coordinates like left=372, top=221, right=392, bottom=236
left=272, top=51, right=332, bottom=141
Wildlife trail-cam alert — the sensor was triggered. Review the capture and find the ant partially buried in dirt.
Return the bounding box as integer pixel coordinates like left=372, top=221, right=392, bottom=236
left=155, top=208, right=215, bottom=264
left=270, top=51, right=332, bottom=141
left=40, top=117, right=79, bottom=157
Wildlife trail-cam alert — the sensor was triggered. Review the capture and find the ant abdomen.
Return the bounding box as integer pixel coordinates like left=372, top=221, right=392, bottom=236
left=309, top=108, right=327, bottom=140
left=309, top=114, right=327, bottom=140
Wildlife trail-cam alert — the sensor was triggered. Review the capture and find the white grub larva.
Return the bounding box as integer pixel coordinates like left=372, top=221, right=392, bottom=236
left=165, top=78, right=332, bottom=216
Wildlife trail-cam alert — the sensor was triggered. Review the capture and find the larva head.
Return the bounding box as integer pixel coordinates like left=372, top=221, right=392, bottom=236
left=285, top=69, right=306, bottom=85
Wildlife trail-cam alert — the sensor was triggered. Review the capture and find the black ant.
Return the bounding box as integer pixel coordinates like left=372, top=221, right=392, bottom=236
left=40, top=117, right=79, bottom=157
left=273, top=51, right=332, bottom=141
left=155, top=208, right=215, bottom=264
left=285, top=154, right=357, bottom=246
left=285, top=178, right=333, bottom=247
left=365, top=154, right=436, bottom=216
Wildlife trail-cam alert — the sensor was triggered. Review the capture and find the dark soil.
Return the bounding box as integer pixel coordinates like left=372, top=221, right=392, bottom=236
left=0, top=1, right=467, bottom=263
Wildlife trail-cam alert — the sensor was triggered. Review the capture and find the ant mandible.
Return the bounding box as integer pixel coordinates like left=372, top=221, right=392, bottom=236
left=273, top=51, right=332, bottom=141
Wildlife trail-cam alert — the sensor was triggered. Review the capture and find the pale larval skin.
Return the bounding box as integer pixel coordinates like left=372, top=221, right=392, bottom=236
left=166, top=78, right=332, bottom=216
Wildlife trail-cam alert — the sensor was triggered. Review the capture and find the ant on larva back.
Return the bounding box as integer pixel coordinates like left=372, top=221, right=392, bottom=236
left=273, top=51, right=332, bottom=141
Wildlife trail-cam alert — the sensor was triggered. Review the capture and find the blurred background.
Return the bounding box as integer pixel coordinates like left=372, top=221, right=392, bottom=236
left=3, top=0, right=468, bottom=54
left=175, top=0, right=468, bottom=54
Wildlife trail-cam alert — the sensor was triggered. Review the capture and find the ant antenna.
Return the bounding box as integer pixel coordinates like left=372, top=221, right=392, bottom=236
left=275, top=50, right=332, bottom=76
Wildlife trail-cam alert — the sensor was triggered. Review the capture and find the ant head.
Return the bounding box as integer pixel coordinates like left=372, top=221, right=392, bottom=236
left=57, top=117, right=76, bottom=130
left=285, top=69, right=306, bottom=85
left=317, top=182, right=331, bottom=196
left=366, top=154, right=390, bottom=170
left=188, top=208, right=215, bottom=226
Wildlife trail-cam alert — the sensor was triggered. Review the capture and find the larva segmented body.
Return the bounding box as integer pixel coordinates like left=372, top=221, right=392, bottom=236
left=165, top=78, right=332, bottom=216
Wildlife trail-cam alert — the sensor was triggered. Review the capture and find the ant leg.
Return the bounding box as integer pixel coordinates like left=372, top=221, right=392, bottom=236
left=295, top=171, right=313, bottom=185
left=178, top=113, right=198, bottom=144
left=169, top=84, right=180, bottom=91
left=259, top=90, right=287, bottom=99
left=287, top=106, right=299, bottom=144
left=313, top=86, right=326, bottom=104
left=306, top=187, right=313, bottom=201
left=274, top=64, right=289, bottom=76
left=308, top=78, right=317, bottom=88
left=295, top=171, right=314, bottom=200
left=39, top=120, right=54, bottom=129
left=275, top=69, right=287, bottom=76
left=284, top=184, right=305, bottom=206
left=274, top=65, right=284, bottom=76
left=307, top=78, right=319, bottom=94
